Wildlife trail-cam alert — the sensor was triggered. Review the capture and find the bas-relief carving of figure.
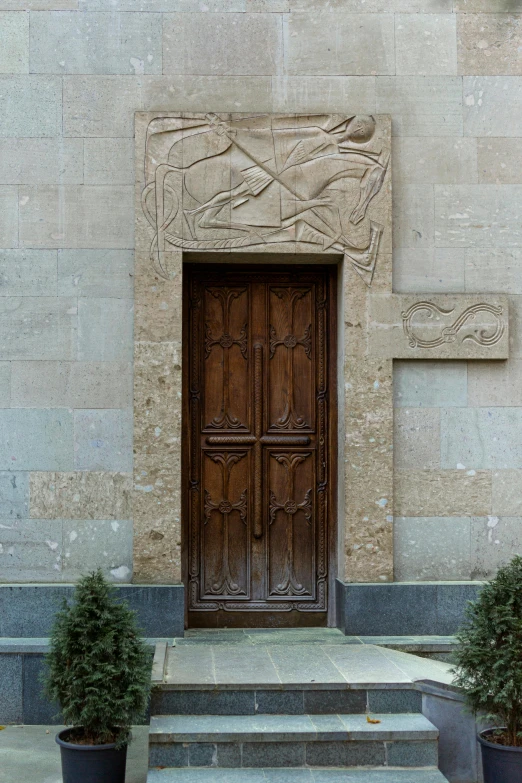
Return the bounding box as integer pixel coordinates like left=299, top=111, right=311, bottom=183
left=141, top=113, right=389, bottom=285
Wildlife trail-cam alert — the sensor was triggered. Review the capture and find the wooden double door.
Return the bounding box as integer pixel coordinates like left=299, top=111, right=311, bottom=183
left=184, top=265, right=336, bottom=627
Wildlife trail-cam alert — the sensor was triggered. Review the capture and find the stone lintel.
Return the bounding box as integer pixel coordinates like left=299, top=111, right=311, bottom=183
left=368, top=293, right=509, bottom=360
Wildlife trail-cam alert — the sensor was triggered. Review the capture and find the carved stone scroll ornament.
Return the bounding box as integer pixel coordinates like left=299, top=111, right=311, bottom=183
left=141, top=113, right=388, bottom=286
left=402, top=302, right=505, bottom=349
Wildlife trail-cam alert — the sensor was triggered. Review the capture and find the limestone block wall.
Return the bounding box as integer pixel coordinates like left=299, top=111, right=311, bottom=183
left=0, top=0, right=521, bottom=584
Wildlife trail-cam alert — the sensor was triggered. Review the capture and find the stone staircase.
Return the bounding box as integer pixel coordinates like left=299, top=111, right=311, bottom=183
left=147, top=633, right=452, bottom=782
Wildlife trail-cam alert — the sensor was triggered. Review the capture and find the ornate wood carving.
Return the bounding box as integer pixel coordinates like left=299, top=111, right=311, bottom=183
left=204, top=452, right=247, bottom=596
left=253, top=343, right=263, bottom=540
left=270, top=287, right=312, bottom=431
left=269, top=453, right=313, bottom=596
left=204, top=285, right=248, bottom=431
left=186, top=266, right=334, bottom=623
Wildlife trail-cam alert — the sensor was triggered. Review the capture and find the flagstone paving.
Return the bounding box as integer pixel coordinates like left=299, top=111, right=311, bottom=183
left=165, top=633, right=454, bottom=690
left=0, top=724, right=149, bottom=783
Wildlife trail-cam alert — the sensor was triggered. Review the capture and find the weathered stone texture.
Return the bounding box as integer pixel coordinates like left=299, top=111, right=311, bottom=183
left=57, top=250, right=134, bottom=299
left=468, top=360, right=522, bottom=407
left=0, top=298, right=77, bottom=360
left=0, top=519, right=63, bottom=582
left=464, top=76, right=522, bottom=137
left=465, top=248, right=522, bottom=293
left=285, top=13, right=395, bottom=75
left=441, top=408, right=522, bottom=469
left=271, top=76, right=376, bottom=114
left=511, top=296, right=522, bottom=358
left=394, top=408, right=440, bottom=470
left=0, top=139, right=84, bottom=185
left=0, top=187, right=19, bottom=249
left=344, top=358, right=394, bottom=583
left=394, top=517, right=472, bottom=581
left=376, top=77, right=463, bottom=136
left=0, top=12, right=29, bottom=74
left=30, top=471, right=132, bottom=520
left=133, top=454, right=181, bottom=584
left=0, top=250, right=57, bottom=297
left=134, top=341, right=182, bottom=460
left=0, top=472, right=29, bottom=520
left=30, top=12, right=162, bottom=75
left=19, top=185, right=134, bottom=249
left=0, top=76, right=62, bottom=137
left=0, top=364, right=11, bottom=408
left=290, top=0, right=452, bottom=10
left=458, top=14, right=522, bottom=76
left=0, top=409, right=74, bottom=471
left=395, top=470, right=492, bottom=517
left=393, top=185, right=433, bottom=248
left=163, top=12, right=282, bottom=75
left=492, top=471, right=522, bottom=516
left=435, top=184, right=522, bottom=247
left=394, top=138, right=477, bottom=184
left=81, top=0, right=246, bottom=8
left=11, top=361, right=132, bottom=409
left=471, top=517, right=522, bottom=580
left=141, top=75, right=273, bottom=113
left=477, top=139, right=522, bottom=185
left=73, top=409, right=133, bottom=472
left=64, top=76, right=142, bottom=137
left=77, top=298, right=134, bottom=361
left=395, top=14, right=457, bottom=76
left=84, top=139, right=135, bottom=185
left=134, top=253, right=182, bottom=344
left=62, top=519, right=133, bottom=581
left=1, top=0, right=77, bottom=7
left=393, top=248, right=466, bottom=294
left=394, top=361, right=467, bottom=408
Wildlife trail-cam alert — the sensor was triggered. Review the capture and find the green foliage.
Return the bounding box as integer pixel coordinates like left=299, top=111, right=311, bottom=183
left=43, top=569, right=151, bottom=748
left=453, top=555, right=522, bottom=747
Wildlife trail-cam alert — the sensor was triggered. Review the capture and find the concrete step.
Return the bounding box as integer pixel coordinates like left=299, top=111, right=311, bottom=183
left=148, top=767, right=449, bottom=782
left=149, top=713, right=438, bottom=769
left=151, top=686, right=422, bottom=716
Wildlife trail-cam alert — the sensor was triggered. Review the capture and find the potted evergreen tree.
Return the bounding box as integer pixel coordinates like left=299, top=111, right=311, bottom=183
left=44, top=569, right=152, bottom=783
left=453, top=555, right=522, bottom=783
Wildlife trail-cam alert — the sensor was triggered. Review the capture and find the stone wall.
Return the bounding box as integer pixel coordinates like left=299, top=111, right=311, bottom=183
left=0, top=0, right=521, bottom=584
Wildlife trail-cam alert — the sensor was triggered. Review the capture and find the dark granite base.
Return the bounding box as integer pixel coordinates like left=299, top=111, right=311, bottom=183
left=0, top=651, right=153, bottom=724
left=0, top=583, right=185, bottom=638
left=336, top=579, right=483, bottom=636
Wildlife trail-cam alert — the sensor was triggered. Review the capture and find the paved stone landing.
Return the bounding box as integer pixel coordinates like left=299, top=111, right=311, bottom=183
left=164, top=630, right=454, bottom=690
left=148, top=770, right=449, bottom=782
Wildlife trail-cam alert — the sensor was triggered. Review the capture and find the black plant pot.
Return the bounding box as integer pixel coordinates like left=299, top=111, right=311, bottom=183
left=56, top=728, right=128, bottom=783
left=479, top=728, right=522, bottom=783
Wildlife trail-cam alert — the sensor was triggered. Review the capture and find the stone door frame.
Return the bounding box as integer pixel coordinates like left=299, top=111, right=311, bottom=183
left=133, top=112, right=509, bottom=622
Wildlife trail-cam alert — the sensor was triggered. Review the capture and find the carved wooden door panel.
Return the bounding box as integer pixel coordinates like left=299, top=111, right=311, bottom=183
left=184, top=265, right=335, bottom=627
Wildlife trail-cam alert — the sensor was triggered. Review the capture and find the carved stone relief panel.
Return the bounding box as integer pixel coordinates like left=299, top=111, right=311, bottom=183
left=136, top=112, right=391, bottom=286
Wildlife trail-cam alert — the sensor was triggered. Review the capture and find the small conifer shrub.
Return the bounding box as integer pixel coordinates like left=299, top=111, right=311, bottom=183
left=44, top=569, right=151, bottom=748
left=453, top=555, right=522, bottom=747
